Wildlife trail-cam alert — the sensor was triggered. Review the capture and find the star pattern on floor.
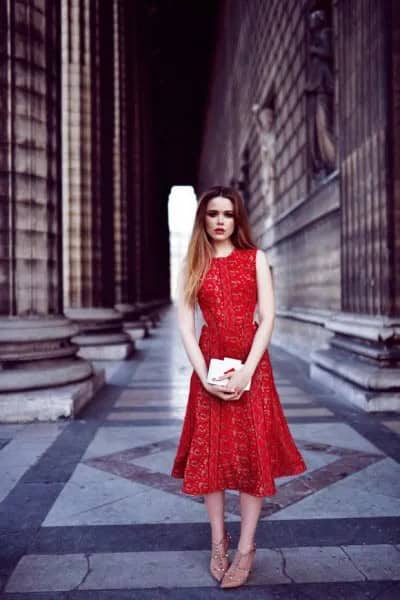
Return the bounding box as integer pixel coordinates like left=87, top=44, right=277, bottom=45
left=83, top=438, right=383, bottom=518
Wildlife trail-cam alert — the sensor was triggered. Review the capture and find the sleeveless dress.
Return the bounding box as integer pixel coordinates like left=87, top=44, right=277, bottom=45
left=170, top=247, right=307, bottom=497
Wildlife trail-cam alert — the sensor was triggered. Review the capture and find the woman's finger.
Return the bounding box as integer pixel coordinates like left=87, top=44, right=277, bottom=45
left=222, top=389, right=236, bottom=396
left=223, top=388, right=237, bottom=396
left=215, top=386, right=233, bottom=396
left=226, top=385, right=239, bottom=393
left=218, top=385, right=235, bottom=393
left=214, top=373, right=233, bottom=381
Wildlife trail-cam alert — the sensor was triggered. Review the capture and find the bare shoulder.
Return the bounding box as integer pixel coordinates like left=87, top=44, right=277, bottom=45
left=255, top=248, right=270, bottom=268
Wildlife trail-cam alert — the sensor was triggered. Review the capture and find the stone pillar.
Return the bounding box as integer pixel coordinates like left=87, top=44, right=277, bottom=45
left=112, top=0, right=150, bottom=342
left=129, top=0, right=146, bottom=310
left=111, top=0, right=163, bottom=340
left=310, top=0, right=400, bottom=411
left=133, top=8, right=170, bottom=315
left=0, top=0, right=98, bottom=422
left=61, top=0, right=133, bottom=359
left=112, top=0, right=140, bottom=327
left=113, top=0, right=129, bottom=315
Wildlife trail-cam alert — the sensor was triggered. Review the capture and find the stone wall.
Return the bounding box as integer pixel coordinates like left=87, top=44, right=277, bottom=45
left=198, top=0, right=400, bottom=411
left=198, top=0, right=340, bottom=339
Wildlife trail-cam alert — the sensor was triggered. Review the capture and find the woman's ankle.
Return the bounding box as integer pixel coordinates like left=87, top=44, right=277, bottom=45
left=237, top=540, right=255, bottom=554
left=211, top=529, right=226, bottom=545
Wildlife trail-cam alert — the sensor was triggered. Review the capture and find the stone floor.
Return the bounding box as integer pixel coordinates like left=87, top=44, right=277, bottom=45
left=1, top=306, right=400, bottom=599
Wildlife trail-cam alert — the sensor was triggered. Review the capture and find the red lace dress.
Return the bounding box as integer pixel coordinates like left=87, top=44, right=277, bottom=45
left=171, top=247, right=307, bottom=497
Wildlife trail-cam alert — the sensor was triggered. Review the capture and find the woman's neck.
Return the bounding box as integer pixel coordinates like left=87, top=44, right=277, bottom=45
left=212, top=242, right=235, bottom=258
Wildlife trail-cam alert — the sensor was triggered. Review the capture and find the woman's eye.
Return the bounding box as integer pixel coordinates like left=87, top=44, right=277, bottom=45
left=207, top=212, right=234, bottom=217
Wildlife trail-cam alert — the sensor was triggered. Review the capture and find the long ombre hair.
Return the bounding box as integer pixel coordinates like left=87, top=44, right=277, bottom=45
left=183, top=185, right=257, bottom=307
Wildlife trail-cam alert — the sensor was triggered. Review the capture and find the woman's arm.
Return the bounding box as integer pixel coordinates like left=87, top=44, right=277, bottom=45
left=176, top=261, right=237, bottom=401
left=217, top=249, right=276, bottom=397
left=176, top=261, right=209, bottom=386
left=242, top=248, right=275, bottom=378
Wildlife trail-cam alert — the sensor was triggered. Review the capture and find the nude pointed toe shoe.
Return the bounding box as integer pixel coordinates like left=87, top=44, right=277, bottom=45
left=210, top=530, right=231, bottom=582
left=219, top=542, right=256, bottom=589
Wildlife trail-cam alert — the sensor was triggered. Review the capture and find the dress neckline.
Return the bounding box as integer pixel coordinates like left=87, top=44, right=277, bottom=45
left=212, top=247, right=237, bottom=260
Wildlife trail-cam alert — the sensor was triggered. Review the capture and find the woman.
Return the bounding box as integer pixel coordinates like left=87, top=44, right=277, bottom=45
left=170, top=185, right=307, bottom=588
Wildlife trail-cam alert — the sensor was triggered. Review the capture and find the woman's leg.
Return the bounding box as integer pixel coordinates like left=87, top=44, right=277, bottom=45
left=204, top=490, right=225, bottom=542
left=238, top=491, right=263, bottom=552
left=205, top=491, right=230, bottom=581
left=219, top=492, right=262, bottom=587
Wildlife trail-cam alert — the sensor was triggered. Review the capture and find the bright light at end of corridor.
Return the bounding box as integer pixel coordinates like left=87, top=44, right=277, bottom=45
left=168, top=186, right=197, bottom=233
left=168, top=186, right=197, bottom=302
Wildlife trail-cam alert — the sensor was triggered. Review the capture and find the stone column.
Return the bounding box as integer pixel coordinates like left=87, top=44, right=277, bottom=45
left=112, top=0, right=164, bottom=339
left=130, top=3, right=147, bottom=310
left=111, top=0, right=140, bottom=329
left=113, top=0, right=129, bottom=315
left=132, top=7, right=169, bottom=318
left=310, top=0, right=400, bottom=411
left=0, top=0, right=97, bottom=422
left=61, top=0, right=133, bottom=359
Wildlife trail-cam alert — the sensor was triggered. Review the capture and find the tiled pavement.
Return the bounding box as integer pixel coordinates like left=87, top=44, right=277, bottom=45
left=1, top=306, right=399, bottom=599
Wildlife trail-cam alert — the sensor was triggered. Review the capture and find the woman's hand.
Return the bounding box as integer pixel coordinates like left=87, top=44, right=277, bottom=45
left=203, top=381, right=240, bottom=401
left=212, top=368, right=251, bottom=400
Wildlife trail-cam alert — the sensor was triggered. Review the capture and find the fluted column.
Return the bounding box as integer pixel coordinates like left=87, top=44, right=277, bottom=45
left=311, top=0, right=400, bottom=411
left=113, top=0, right=129, bottom=311
left=127, top=0, right=145, bottom=309
left=0, top=0, right=96, bottom=422
left=61, top=0, right=98, bottom=307
left=110, top=0, right=144, bottom=342
left=61, top=0, right=133, bottom=359
left=131, top=3, right=168, bottom=315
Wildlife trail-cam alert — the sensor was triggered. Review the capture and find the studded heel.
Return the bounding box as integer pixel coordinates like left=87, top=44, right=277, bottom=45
left=219, top=542, right=256, bottom=588
left=209, top=530, right=231, bottom=582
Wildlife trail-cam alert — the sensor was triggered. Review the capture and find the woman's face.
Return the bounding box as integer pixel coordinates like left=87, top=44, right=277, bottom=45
left=204, top=196, right=235, bottom=243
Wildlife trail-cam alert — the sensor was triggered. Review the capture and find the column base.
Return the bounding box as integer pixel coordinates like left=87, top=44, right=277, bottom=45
left=135, top=300, right=163, bottom=327
left=123, top=321, right=147, bottom=341
left=0, top=316, right=102, bottom=423
left=65, top=308, right=134, bottom=360
left=310, top=358, right=400, bottom=412
left=115, top=303, right=139, bottom=320
left=74, top=335, right=133, bottom=360
left=115, top=304, right=149, bottom=339
left=0, top=368, right=105, bottom=423
left=310, top=313, right=400, bottom=412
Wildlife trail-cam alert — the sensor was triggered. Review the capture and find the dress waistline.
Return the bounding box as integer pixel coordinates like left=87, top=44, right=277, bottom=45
left=201, top=319, right=257, bottom=332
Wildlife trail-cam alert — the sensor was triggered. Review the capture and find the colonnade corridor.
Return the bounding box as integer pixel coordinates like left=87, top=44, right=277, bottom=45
left=1, top=305, right=399, bottom=597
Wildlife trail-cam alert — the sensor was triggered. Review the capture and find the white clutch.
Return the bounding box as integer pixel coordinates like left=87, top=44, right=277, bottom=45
left=207, top=357, right=251, bottom=391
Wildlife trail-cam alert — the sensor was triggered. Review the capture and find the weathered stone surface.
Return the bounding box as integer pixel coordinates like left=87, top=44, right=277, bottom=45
left=77, top=344, right=133, bottom=361
left=0, top=358, right=93, bottom=392
left=197, top=0, right=400, bottom=413
left=123, top=324, right=146, bottom=341
left=0, top=368, right=104, bottom=423
left=0, top=2, right=97, bottom=419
